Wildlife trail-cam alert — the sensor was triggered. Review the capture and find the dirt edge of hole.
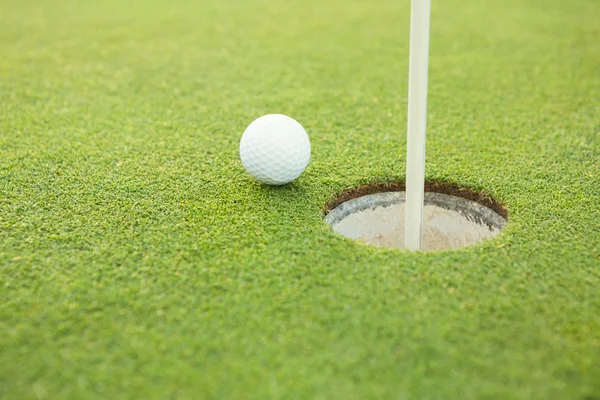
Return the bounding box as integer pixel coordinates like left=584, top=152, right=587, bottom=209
left=323, top=181, right=508, bottom=220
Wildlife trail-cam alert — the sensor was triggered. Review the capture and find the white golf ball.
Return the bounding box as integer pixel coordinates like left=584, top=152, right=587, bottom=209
left=239, top=114, right=311, bottom=185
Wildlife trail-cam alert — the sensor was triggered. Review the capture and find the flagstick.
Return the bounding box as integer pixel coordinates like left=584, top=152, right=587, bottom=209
left=405, top=0, right=431, bottom=251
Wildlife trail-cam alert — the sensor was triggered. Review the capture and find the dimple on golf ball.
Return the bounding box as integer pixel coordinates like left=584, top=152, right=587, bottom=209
left=239, top=114, right=311, bottom=185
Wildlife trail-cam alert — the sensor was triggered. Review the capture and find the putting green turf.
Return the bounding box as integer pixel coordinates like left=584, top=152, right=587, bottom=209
left=1, top=0, right=599, bottom=398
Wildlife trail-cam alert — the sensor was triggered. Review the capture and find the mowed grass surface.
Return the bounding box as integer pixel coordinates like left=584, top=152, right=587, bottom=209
left=1, top=0, right=599, bottom=398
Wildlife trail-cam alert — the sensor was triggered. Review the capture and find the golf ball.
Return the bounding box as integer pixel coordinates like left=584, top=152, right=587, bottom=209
left=239, top=114, right=311, bottom=185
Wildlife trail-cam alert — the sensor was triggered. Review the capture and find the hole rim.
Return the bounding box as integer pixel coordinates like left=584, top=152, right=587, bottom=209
left=323, top=181, right=508, bottom=221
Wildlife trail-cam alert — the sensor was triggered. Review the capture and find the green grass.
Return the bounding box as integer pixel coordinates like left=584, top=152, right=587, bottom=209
left=1, top=0, right=599, bottom=398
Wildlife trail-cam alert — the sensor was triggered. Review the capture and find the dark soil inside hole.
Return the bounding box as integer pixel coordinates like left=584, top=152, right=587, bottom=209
left=323, top=181, right=508, bottom=220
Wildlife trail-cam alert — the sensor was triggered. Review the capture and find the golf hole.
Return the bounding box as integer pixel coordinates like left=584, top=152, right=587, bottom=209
left=324, top=183, right=507, bottom=251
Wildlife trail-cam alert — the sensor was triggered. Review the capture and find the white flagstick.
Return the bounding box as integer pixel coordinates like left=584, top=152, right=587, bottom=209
left=405, top=0, right=431, bottom=251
